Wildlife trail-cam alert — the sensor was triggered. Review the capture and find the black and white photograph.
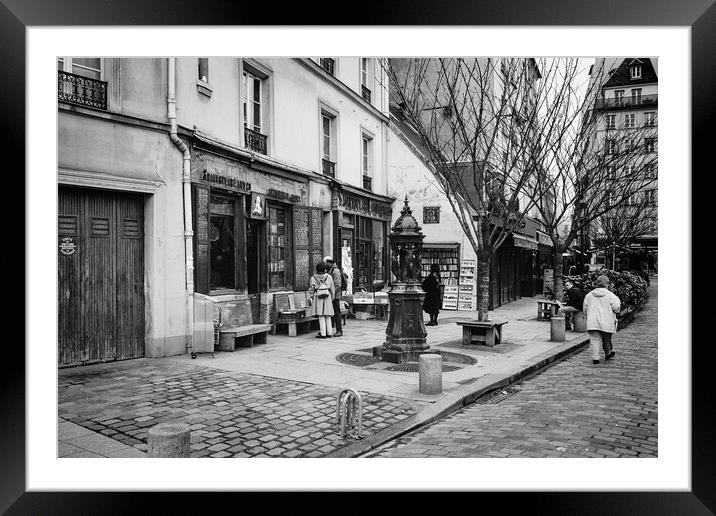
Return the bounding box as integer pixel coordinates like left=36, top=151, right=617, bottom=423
left=12, top=14, right=704, bottom=507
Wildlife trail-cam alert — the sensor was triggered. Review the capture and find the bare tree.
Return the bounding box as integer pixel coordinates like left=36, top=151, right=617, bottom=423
left=387, top=57, right=546, bottom=321
left=591, top=191, right=658, bottom=269
left=520, top=59, right=658, bottom=297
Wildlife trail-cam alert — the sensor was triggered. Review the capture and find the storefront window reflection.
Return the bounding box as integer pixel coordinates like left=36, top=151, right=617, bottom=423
left=209, top=195, right=235, bottom=290
left=373, top=221, right=384, bottom=282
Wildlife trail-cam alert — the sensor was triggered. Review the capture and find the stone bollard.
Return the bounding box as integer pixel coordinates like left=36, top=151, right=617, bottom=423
left=147, top=422, right=191, bottom=458
left=419, top=354, right=443, bottom=394
left=550, top=316, right=566, bottom=342
left=572, top=311, right=587, bottom=332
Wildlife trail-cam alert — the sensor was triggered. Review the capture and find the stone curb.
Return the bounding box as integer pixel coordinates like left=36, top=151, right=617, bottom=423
left=326, top=333, right=590, bottom=458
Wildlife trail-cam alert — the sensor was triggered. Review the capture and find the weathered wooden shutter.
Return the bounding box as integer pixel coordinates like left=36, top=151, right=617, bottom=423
left=293, top=206, right=323, bottom=291
left=192, top=183, right=210, bottom=294
left=310, top=208, right=324, bottom=281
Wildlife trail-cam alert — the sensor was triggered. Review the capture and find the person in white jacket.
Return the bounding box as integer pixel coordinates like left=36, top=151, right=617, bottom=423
left=583, top=275, right=621, bottom=364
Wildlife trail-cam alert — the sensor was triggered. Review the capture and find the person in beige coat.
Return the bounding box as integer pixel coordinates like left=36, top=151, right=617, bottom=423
left=308, top=262, right=335, bottom=339
left=583, top=275, right=621, bottom=364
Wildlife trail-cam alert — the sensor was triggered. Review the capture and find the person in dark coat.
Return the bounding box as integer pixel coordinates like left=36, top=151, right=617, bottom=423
left=422, top=264, right=442, bottom=326
left=557, top=278, right=586, bottom=330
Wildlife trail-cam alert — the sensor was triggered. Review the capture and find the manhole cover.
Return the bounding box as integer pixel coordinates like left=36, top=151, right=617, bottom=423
left=475, top=387, right=520, bottom=405
left=434, top=350, right=478, bottom=365
left=335, top=352, right=381, bottom=367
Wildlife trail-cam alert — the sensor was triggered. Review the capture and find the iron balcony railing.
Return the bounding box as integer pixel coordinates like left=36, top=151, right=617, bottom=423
left=361, top=85, right=372, bottom=103
left=58, top=70, right=107, bottom=110
left=594, top=94, right=658, bottom=110
left=322, top=159, right=336, bottom=177
left=319, top=58, right=335, bottom=76
left=362, top=175, right=372, bottom=191
left=244, top=127, right=267, bottom=155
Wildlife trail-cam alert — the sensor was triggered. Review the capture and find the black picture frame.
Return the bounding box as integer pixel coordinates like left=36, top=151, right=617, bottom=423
left=6, top=0, right=710, bottom=513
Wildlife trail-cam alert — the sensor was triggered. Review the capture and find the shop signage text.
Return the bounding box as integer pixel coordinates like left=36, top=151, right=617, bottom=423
left=268, top=188, right=302, bottom=204
left=338, top=192, right=392, bottom=220
left=202, top=170, right=251, bottom=192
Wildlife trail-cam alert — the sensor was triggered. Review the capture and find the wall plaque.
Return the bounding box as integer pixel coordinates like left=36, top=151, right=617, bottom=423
left=59, top=236, right=77, bottom=256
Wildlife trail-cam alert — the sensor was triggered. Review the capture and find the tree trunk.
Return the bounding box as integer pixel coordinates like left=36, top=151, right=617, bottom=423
left=553, top=251, right=564, bottom=301
left=476, top=259, right=490, bottom=322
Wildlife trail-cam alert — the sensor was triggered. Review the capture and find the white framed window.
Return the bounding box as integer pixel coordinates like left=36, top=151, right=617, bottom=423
left=630, top=65, right=642, bottom=79
left=614, top=90, right=624, bottom=105
left=322, top=115, right=333, bottom=161
left=645, top=112, right=657, bottom=127
left=360, top=58, right=373, bottom=103
left=645, top=164, right=657, bottom=178
left=625, top=138, right=636, bottom=151
left=606, top=165, right=616, bottom=180
left=57, top=57, right=103, bottom=80
left=605, top=114, right=616, bottom=130
left=361, top=134, right=373, bottom=176
left=645, top=189, right=657, bottom=205
left=243, top=71, right=262, bottom=134
left=624, top=164, right=635, bottom=176
left=645, top=137, right=657, bottom=153
left=198, top=58, right=209, bottom=83
left=631, top=88, right=642, bottom=105
left=605, top=139, right=617, bottom=155
left=320, top=107, right=338, bottom=176
left=624, top=113, right=635, bottom=128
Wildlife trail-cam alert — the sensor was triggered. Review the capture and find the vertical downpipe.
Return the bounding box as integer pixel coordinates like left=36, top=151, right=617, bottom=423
left=167, top=58, right=195, bottom=355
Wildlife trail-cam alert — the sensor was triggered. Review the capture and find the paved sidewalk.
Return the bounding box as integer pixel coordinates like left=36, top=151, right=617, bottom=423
left=58, top=295, right=590, bottom=458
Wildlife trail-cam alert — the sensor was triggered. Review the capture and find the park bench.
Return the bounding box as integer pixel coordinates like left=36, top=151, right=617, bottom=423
left=537, top=300, right=561, bottom=320
left=217, top=298, right=271, bottom=351
left=273, top=292, right=348, bottom=337
left=456, top=319, right=508, bottom=347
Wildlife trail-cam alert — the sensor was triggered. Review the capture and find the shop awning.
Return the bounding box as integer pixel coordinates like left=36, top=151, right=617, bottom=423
left=512, top=233, right=539, bottom=250
left=423, top=242, right=461, bottom=249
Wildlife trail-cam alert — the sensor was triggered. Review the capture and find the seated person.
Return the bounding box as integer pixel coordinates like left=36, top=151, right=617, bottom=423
left=557, top=278, right=586, bottom=329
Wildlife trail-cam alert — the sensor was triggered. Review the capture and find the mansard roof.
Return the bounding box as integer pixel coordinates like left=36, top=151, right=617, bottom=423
left=603, top=58, right=658, bottom=88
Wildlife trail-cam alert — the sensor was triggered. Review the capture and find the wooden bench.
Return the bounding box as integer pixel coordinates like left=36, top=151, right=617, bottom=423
left=217, top=298, right=271, bottom=351
left=537, top=300, right=561, bottom=320
left=456, top=319, right=508, bottom=347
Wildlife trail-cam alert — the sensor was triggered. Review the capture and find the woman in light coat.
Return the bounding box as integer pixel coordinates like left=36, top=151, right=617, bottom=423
left=309, top=261, right=335, bottom=339
left=583, top=275, right=621, bottom=364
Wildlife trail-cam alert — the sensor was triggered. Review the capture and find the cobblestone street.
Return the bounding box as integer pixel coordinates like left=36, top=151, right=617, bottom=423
left=368, top=280, right=658, bottom=458
left=59, top=364, right=419, bottom=458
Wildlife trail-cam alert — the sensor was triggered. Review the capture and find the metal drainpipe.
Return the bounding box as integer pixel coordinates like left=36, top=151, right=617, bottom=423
left=167, top=58, right=195, bottom=355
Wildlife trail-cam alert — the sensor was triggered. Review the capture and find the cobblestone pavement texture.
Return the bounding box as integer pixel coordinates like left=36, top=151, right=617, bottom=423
left=368, top=281, right=658, bottom=458
left=59, top=363, right=419, bottom=458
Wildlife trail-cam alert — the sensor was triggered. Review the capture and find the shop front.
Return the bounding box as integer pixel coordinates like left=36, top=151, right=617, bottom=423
left=330, top=183, right=394, bottom=295
left=191, top=145, right=322, bottom=326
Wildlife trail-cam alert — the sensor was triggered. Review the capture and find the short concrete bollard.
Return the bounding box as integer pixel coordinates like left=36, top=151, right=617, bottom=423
left=550, top=316, right=566, bottom=342
left=572, top=311, right=587, bottom=332
left=419, top=354, right=443, bottom=394
left=147, top=422, right=191, bottom=458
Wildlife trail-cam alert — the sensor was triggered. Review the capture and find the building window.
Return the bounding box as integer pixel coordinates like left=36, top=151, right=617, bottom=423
left=209, top=195, right=237, bottom=291
left=605, top=114, right=616, bottom=130
left=243, top=69, right=267, bottom=154
left=605, top=139, right=617, bottom=155
left=198, top=58, right=209, bottom=83
left=362, top=134, right=373, bottom=190
left=645, top=189, right=657, bottom=205
left=631, top=88, right=642, bottom=105
left=268, top=206, right=287, bottom=289
left=321, top=110, right=337, bottom=176
left=624, top=113, right=635, bottom=128
left=319, top=58, right=335, bottom=76
left=630, top=65, right=642, bottom=79
left=645, top=164, right=657, bottom=178
left=606, top=165, right=616, bottom=180
left=57, top=57, right=107, bottom=110
left=361, top=58, right=372, bottom=103
left=423, top=207, right=440, bottom=224
left=614, top=90, right=624, bottom=105
left=645, top=112, right=657, bottom=127
left=645, top=137, right=657, bottom=153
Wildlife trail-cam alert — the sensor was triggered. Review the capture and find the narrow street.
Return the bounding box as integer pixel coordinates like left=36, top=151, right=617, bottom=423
left=367, top=279, right=658, bottom=458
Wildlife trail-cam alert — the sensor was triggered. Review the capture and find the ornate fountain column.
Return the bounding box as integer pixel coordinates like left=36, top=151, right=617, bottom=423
left=379, top=196, right=430, bottom=364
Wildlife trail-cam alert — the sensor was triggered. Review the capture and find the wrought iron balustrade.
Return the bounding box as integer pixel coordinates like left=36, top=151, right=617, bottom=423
left=362, top=175, right=372, bottom=191
left=58, top=71, right=107, bottom=110
left=319, top=58, right=335, bottom=76
left=244, top=127, right=267, bottom=155
left=594, top=94, right=658, bottom=110
left=322, top=159, right=336, bottom=177
left=361, top=85, right=372, bottom=103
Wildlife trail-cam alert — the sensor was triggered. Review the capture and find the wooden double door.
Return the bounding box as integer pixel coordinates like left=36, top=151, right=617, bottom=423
left=58, top=187, right=145, bottom=366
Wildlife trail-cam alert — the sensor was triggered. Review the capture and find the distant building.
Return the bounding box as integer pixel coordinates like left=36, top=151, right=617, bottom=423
left=585, top=58, right=658, bottom=272
left=57, top=57, right=393, bottom=366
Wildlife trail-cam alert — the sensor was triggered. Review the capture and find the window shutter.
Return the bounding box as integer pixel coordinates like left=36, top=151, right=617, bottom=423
left=192, top=183, right=211, bottom=294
